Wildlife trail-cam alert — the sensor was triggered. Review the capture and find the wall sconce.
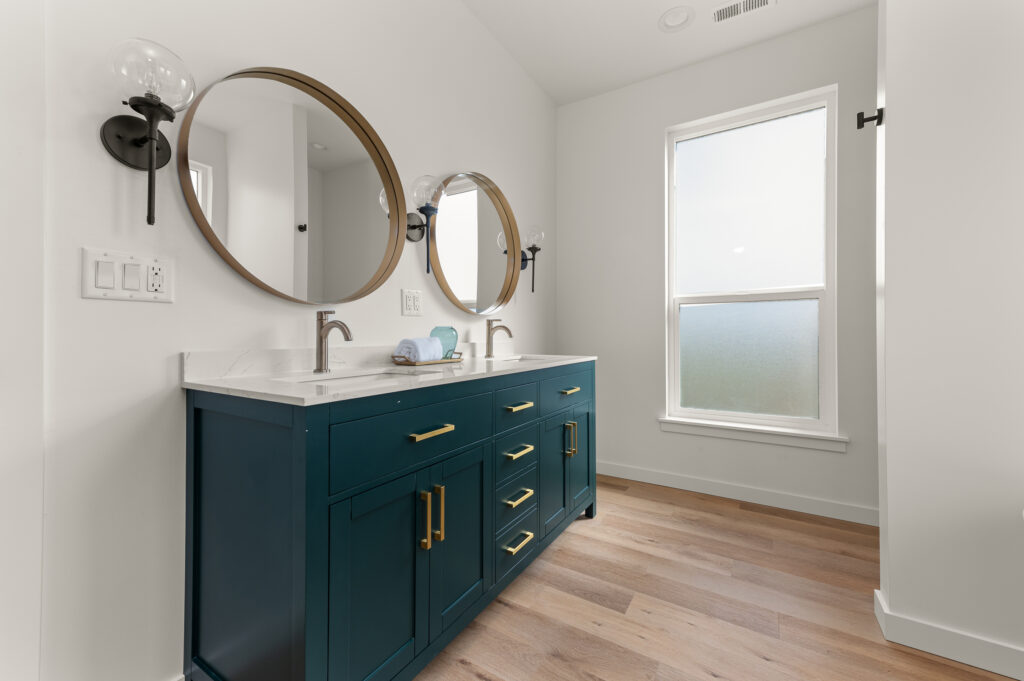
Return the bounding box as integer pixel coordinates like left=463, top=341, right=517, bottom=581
left=99, top=39, right=195, bottom=225
left=380, top=175, right=445, bottom=273
left=498, top=230, right=544, bottom=293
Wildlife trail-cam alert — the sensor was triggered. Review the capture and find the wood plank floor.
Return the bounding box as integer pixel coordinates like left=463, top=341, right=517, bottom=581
left=416, top=475, right=1011, bottom=681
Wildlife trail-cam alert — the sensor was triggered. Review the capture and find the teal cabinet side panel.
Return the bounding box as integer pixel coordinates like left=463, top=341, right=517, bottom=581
left=328, top=470, right=429, bottom=681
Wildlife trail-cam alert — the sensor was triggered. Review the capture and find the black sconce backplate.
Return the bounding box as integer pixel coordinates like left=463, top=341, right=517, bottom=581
left=100, top=115, right=172, bottom=171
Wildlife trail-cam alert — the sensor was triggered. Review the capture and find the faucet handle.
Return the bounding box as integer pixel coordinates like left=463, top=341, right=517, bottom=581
left=318, top=310, right=336, bottom=320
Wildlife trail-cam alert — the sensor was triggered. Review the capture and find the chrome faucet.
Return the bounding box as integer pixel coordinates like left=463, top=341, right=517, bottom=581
left=315, top=310, right=353, bottom=373
left=485, top=319, right=513, bottom=359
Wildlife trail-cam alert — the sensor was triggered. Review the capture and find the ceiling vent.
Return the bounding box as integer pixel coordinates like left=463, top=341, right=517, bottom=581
left=713, top=0, right=776, bottom=23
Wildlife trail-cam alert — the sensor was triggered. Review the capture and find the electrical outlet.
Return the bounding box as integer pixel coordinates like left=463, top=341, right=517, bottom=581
left=147, top=264, right=165, bottom=293
left=402, top=289, right=423, bottom=316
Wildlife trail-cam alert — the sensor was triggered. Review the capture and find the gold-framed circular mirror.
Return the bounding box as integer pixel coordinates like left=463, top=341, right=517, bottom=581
left=430, top=172, right=521, bottom=315
left=177, top=67, right=406, bottom=304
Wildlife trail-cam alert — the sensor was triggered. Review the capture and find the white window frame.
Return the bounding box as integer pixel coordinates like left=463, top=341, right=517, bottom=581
left=664, top=86, right=839, bottom=439
left=189, top=160, right=214, bottom=222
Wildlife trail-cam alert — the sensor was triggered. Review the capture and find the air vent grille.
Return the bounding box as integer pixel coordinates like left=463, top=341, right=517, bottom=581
left=713, top=0, right=776, bottom=23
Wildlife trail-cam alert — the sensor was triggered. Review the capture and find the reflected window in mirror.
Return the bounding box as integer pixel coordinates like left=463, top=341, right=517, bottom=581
left=435, top=182, right=479, bottom=308
left=188, top=160, right=213, bottom=225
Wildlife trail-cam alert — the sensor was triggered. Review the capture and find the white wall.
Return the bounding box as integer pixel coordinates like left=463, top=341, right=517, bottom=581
left=875, top=1, right=1024, bottom=677
left=35, top=2, right=556, bottom=681
left=321, top=159, right=389, bottom=299
left=555, top=8, right=879, bottom=523
left=225, top=99, right=296, bottom=293
left=0, top=2, right=45, bottom=680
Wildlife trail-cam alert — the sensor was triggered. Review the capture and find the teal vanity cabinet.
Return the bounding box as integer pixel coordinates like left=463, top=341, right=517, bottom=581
left=184, top=360, right=595, bottom=681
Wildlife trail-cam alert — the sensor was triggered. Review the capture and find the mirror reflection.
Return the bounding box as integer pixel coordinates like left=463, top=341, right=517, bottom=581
left=183, top=73, right=400, bottom=303
left=432, top=173, right=519, bottom=314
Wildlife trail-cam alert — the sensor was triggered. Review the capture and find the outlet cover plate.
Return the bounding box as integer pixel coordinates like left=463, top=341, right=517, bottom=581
left=401, top=288, right=422, bottom=316
left=82, top=247, right=174, bottom=303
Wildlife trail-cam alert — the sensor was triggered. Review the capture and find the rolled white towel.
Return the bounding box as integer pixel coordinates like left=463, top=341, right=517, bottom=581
left=395, top=337, right=443, bottom=363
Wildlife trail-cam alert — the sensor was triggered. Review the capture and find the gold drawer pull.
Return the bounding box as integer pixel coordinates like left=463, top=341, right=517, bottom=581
left=409, top=423, right=455, bottom=442
left=504, top=531, right=535, bottom=556
left=505, top=401, right=535, bottom=413
left=433, top=484, right=446, bottom=542
left=560, top=387, right=581, bottom=395
left=420, top=490, right=432, bottom=550
left=504, top=488, right=534, bottom=509
left=505, top=444, right=534, bottom=460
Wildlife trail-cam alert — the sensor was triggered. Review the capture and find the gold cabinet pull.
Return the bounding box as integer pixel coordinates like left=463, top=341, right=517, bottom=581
left=505, top=401, right=535, bottom=413
left=504, top=531, right=535, bottom=556
left=409, top=423, right=455, bottom=442
left=432, top=484, right=446, bottom=542
left=420, top=491, right=432, bottom=550
left=505, top=444, right=534, bottom=460
left=565, top=421, right=578, bottom=457
left=504, top=488, right=534, bottom=509
left=560, top=387, right=581, bottom=395
left=572, top=421, right=579, bottom=456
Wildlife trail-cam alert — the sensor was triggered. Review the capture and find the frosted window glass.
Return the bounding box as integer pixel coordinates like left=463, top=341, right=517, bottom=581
left=674, top=108, right=826, bottom=295
left=679, top=300, right=818, bottom=418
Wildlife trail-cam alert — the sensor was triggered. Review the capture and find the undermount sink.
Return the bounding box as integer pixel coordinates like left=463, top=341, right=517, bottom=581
left=273, top=367, right=442, bottom=385
left=485, top=354, right=554, bottom=363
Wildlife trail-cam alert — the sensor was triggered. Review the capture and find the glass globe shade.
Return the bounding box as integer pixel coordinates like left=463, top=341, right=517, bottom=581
left=527, top=230, right=545, bottom=247
left=496, top=231, right=508, bottom=251
left=110, top=38, right=195, bottom=112
left=411, top=175, right=444, bottom=208
left=378, top=187, right=390, bottom=215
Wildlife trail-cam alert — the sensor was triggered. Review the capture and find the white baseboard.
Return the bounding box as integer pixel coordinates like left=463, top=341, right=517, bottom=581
left=597, top=461, right=879, bottom=526
left=875, top=590, right=1024, bottom=680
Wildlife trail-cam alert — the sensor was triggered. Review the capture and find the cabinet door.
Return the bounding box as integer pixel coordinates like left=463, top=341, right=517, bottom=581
left=329, top=470, right=430, bottom=681
left=539, top=411, right=571, bottom=536
left=567, top=403, right=593, bottom=510
left=428, top=446, right=492, bottom=639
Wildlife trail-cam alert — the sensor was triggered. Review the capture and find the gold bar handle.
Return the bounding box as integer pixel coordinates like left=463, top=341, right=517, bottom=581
left=420, top=491, right=432, bottom=550
left=505, top=401, right=535, bottom=413
left=572, top=421, right=579, bottom=456
left=504, top=531, right=535, bottom=556
left=505, top=444, right=534, bottom=460
left=504, top=488, right=534, bottom=509
left=565, top=421, right=578, bottom=457
left=409, top=423, right=455, bottom=442
left=432, top=484, right=446, bottom=542
left=560, top=387, right=581, bottom=395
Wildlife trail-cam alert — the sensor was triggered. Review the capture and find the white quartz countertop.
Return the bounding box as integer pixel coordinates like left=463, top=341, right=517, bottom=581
left=181, top=348, right=596, bottom=407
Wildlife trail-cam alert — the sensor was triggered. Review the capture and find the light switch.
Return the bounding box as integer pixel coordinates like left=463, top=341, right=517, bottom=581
left=95, top=260, right=115, bottom=289
left=123, top=263, right=141, bottom=290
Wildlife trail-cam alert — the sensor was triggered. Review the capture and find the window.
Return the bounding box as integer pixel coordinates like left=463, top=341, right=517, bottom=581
left=434, top=181, right=480, bottom=307
left=189, top=160, right=214, bottom=223
left=666, top=87, right=838, bottom=437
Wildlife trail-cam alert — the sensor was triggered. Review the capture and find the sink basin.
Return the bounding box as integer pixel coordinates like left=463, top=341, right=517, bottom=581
left=274, top=367, right=442, bottom=385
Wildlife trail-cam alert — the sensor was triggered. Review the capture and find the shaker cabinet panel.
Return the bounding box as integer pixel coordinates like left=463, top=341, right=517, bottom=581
left=538, top=412, right=570, bottom=537
left=567, top=402, right=593, bottom=511
left=329, top=470, right=430, bottom=681
left=428, top=446, right=492, bottom=638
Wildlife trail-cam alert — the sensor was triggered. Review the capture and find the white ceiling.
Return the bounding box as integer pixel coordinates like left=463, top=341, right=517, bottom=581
left=459, top=0, right=875, bottom=104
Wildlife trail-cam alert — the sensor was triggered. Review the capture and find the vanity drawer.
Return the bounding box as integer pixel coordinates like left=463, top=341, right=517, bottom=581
left=494, top=423, right=539, bottom=485
left=495, top=465, right=538, bottom=535
left=329, top=393, right=491, bottom=494
left=538, top=369, right=593, bottom=416
left=495, top=507, right=539, bottom=583
left=493, top=382, right=538, bottom=434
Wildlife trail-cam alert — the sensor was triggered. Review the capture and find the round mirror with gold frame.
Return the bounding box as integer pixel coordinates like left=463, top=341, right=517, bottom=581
left=430, top=172, right=521, bottom=315
left=177, top=67, right=406, bottom=304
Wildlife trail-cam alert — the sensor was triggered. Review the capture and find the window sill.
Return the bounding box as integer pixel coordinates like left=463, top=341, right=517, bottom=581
left=658, top=416, right=848, bottom=453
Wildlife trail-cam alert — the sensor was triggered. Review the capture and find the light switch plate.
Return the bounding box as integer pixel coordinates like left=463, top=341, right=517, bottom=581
left=81, top=247, right=174, bottom=303
left=401, top=289, right=422, bottom=316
